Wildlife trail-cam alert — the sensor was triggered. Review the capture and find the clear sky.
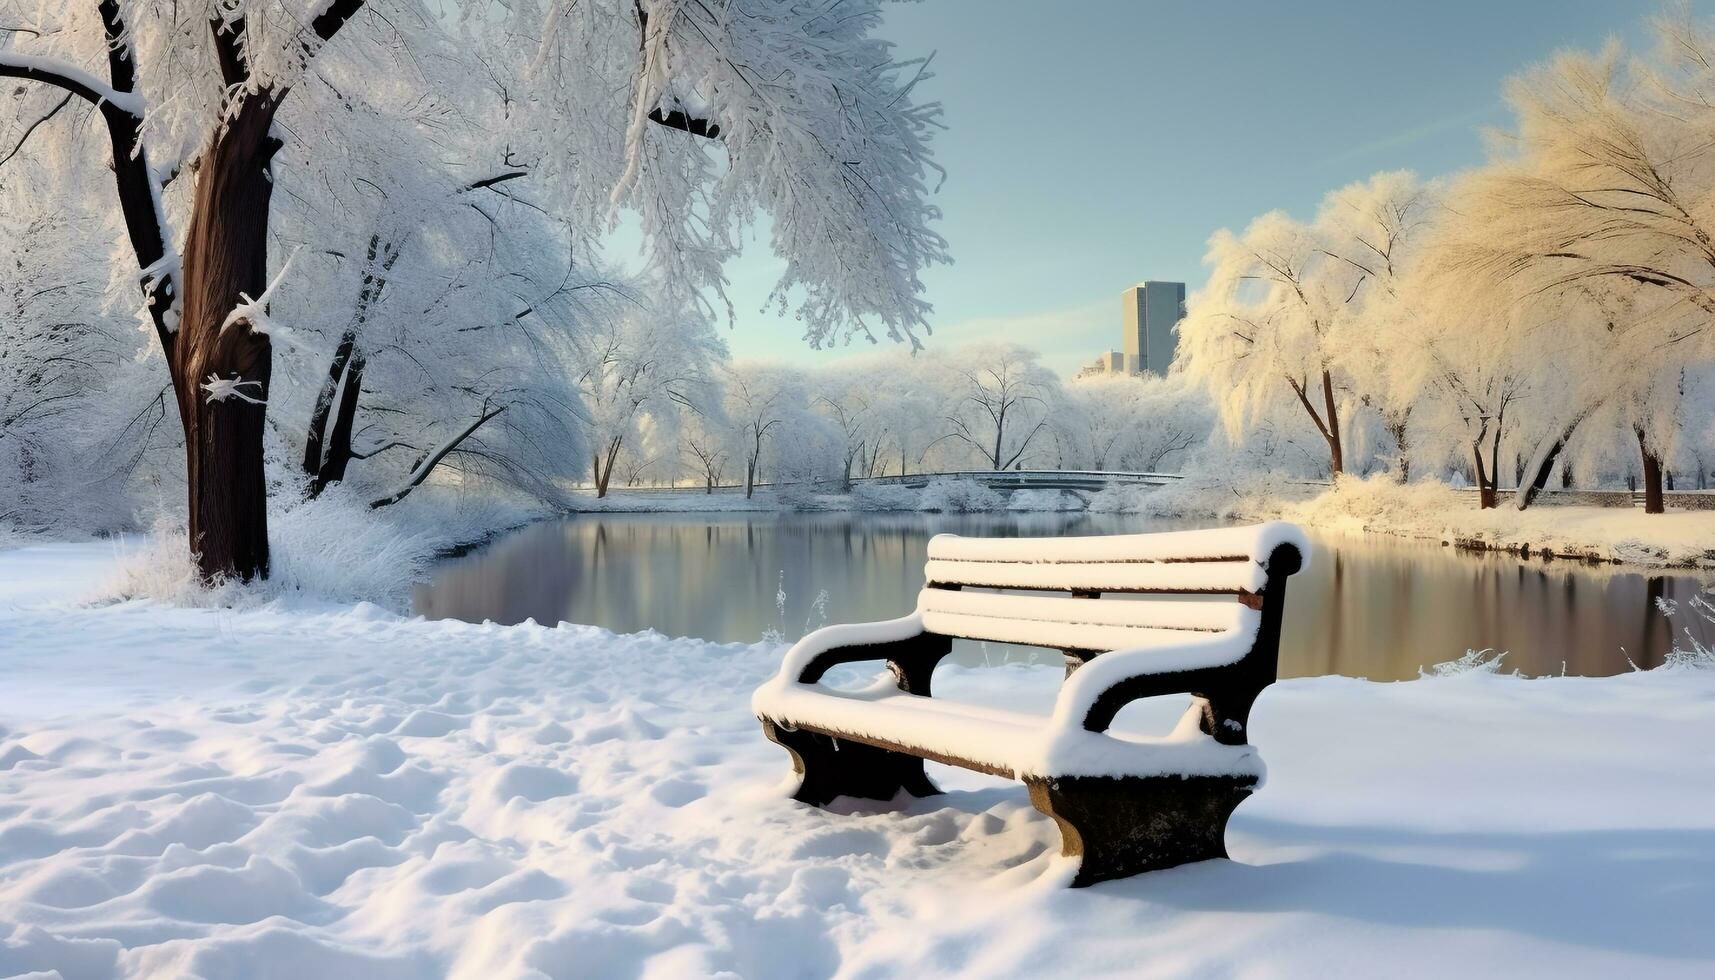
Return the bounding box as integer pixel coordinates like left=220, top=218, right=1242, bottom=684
left=662, top=0, right=1657, bottom=377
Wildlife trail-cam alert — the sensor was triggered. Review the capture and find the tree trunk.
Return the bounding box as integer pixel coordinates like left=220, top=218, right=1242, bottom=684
left=172, top=96, right=282, bottom=581
left=1387, top=416, right=1409, bottom=483
left=305, top=330, right=364, bottom=497
left=1635, top=425, right=1665, bottom=514
left=1516, top=404, right=1598, bottom=511
left=1472, top=422, right=1497, bottom=510
left=594, top=452, right=611, bottom=498
left=1321, top=370, right=1344, bottom=477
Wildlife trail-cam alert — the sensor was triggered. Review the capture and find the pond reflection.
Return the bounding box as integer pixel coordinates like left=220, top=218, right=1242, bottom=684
left=412, top=512, right=1706, bottom=680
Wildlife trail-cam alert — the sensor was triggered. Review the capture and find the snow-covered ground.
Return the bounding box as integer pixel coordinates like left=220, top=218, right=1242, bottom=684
left=2, top=543, right=1713, bottom=978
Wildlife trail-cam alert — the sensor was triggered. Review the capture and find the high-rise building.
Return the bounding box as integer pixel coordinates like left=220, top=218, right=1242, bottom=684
left=1121, top=281, right=1184, bottom=377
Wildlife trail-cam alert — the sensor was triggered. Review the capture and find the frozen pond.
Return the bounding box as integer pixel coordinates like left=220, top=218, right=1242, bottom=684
left=414, top=511, right=1709, bottom=680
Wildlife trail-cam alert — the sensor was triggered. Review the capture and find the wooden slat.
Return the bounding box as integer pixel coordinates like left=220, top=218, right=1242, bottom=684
left=926, top=524, right=1289, bottom=565
left=923, top=558, right=1265, bottom=594
left=922, top=610, right=1248, bottom=652
left=917, top=588, right=1252, bottom=634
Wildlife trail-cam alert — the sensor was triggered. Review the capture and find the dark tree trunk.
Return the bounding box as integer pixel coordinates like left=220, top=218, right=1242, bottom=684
left=1473, top=449, right=1497, bottom=509
left=1387, top=416, right=1409, bottom=483
left=1635, top=426, right=1665, bottom=514
left=1516, top=404, right=1598, bottom=511
left=305, top=329, right=365, bottom=496
left=172, top=96, right=283, bottom=581
left=1321, top=370, right=1344, bottom=477
left=318, top=348, right=364, bottom=490
left=1472, top=421, right=1497, bottom=510
left=305, top=234, right=393, bottom=497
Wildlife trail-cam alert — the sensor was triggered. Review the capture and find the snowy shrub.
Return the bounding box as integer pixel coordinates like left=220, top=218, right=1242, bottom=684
left=1658, top=587, right=1715, bottom=669
left=916, top=478, right=1003, bottom=513
left=1086, top=484, right=1156, bottom=515
left=1282, top=474, right=1465, bottom=528
left=850, top=483, right=919, bottom=511
left=774, top=482, right=831, bottom=512
left=1423, top=648, right=1515, bottom=677
left=107, top=487, right=544, bottom=610
left=1006, top=489, right=1081, bottom=512
left=1086, top=472, right=1308, bottom=520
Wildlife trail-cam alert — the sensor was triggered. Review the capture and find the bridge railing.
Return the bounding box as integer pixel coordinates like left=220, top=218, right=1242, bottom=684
left=604, top=470, right=1186, bottom=493
left=857, top=470, right=1183, bottom=489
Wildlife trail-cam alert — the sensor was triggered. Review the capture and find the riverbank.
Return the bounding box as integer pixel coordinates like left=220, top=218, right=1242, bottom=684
left=1105, top=475, right=1715, bottom=569
left=571, top=476, right=1715, bottom=570
left=1, top=543, right=1711, bottom=978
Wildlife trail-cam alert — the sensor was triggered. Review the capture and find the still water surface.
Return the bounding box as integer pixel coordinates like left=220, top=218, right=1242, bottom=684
left=414, top=512, right=1709, bottom=680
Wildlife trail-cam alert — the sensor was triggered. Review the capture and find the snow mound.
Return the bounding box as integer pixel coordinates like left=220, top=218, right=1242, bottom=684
left=916, top=478, right=1004, bottom=513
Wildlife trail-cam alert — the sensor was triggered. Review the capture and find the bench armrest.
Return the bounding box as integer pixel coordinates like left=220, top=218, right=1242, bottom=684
left=1047, top=633, right=1258, bottom=741
left=769, top=612, right=928, bottom=685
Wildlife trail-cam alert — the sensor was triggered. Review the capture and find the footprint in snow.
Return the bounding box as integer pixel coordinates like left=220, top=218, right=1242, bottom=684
left=788, top=827, right=889, bottom=860
left=487, top=763, right=579, bottom=804
left=647, top=777, right=707, bottom=808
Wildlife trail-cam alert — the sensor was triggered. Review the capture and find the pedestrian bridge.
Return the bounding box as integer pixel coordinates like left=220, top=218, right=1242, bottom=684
left=857, top=470, right=1183, bottom=492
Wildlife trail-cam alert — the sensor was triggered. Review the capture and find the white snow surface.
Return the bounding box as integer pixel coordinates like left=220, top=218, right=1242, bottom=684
left=2, top=543, right=1714, bottom=978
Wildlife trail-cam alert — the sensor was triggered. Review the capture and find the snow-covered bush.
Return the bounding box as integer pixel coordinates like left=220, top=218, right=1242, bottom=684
left=1281, top=474, right=1466, bottom=528
left=1090, top=470, right=1317, bottom=521
left=107, top=486, right=543, bottom=611
left=1423, top=648, right=1514, bottom=678
left=1659, top=587, right=1715, bottom=670
left=850, top=483, right=919, bottom=512
left=917, top=478, right=1003, bottom=513
left=1006, top=489, right=1081, bottom=512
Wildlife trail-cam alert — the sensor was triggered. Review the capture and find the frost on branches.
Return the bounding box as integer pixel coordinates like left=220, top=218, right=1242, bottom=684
left=0, top=0, right=949, bottom=579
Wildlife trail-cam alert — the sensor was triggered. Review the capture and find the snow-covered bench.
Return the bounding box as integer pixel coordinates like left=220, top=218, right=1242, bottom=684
left=752, top=521, right=1310, bottom=886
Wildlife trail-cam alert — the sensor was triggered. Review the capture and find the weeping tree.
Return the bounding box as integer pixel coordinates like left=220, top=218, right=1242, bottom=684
left=1433, top=29, right=1715, bottom=514
left=1, top=0, right=947, bottom=580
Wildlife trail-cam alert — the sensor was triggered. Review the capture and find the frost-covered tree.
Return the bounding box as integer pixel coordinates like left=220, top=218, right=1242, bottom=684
left=1430, top=25, right=1715, bottom=512
left=812, top=368, right=887, bottom=490
left=570, top=303, right=724, bottom=497
left=725, top=362, right=806, bottom=497
left=1, top=0, right=946, bottom=579
left=1061, top=374, right=1209, bottom=472
left=1319, top=171, right=1435, bottom=480
left=0, top=138, right=145, bottom=534
left=680, top=406, right=736, bottom=493
left=938, top=344, right=1056, bottom=471
left=1178, top=212, right=1354, bottom=477
left=1180, top=173, right=1432, bottom=480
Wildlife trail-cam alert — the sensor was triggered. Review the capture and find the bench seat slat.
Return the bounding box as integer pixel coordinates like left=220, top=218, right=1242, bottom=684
left=919, top=610, right=1240, bottom=652
left=925, top=558, right=1265, bottom=594
left=754, top=685, right=1265, bottom=780
left=917, top=588, right=1255, bottom=635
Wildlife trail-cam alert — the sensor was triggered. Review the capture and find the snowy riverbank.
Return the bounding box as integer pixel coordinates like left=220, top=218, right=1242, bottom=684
left=572, top=475, right=1715, bottom=569
left=1124, top=476, right=1715, bottom=569
left=2, top=543, right=1712, bottom=978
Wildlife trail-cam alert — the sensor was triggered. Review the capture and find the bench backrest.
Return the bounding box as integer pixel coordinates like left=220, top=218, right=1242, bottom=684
left=916, top=522, right=1309, bottom=655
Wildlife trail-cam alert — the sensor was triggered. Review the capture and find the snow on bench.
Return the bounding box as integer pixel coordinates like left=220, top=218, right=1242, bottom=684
left=752, top=521, right=1310, bottom=887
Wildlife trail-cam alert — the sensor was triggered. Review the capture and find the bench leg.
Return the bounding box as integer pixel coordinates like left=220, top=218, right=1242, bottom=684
left=1025, top=774, right=1256, bottom=887
left=762, top=719, right=941, bottom=807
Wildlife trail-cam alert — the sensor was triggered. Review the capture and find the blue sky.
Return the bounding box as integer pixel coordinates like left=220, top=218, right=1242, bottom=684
left=689, top=0, right=1657, bottom=375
